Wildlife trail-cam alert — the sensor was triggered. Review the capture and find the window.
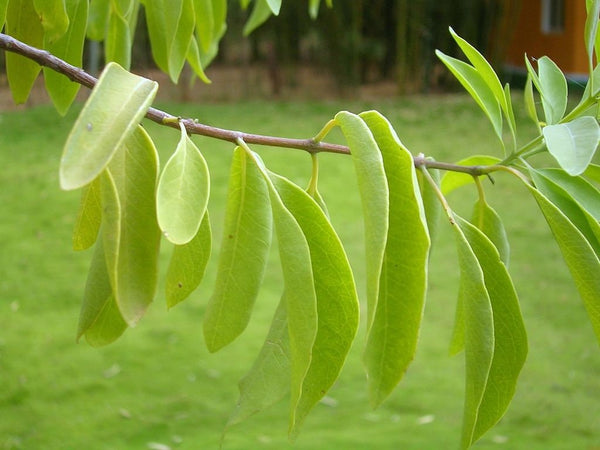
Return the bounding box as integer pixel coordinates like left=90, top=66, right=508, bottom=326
left=541, top=0, right=565, bottom=34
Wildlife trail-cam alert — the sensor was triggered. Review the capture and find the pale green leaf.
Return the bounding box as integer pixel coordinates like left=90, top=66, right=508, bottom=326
left=243, top=0, right=272, bottom=35
left=156, top=122, right=210, bottom=245
left=227, top=296, right=290, bottom=427
left=524, top=183, right=600, bottom=345
left=193, top=0, right=214, bottom=52
left=539, top=168, right=600, bottom=221
left=60, top=62, right=158, bottom=190
left=101, top=126, right=161, bottom=326
left=265, top=0, right=281, bottom=15
left=529, top=168, right=600, bottom=255
left=203, top=147, right=272, bottom=352
left=270, top=172, right=359, bottom=435
left=360, top=111, right=430, bottom=408
left=436, top=51, right=503, bottom=143
left=186, top=36, right=212, bottom=84
left=87, top=0, right=110, bottom=40
left=166, top=212, right=211, bottom=308
left=452, top=222, right=494, bottom=450
left=43, top=0, right=88, bottom=115
left=72, top=177, right=102, bottom=251
left=543, top=117, right=600, bottom=176
left=77, top=235, right=128, bottom=347
left=105, top=7, right=132, bottom=68
left=34, top=0, right=69, bottom=43
left=334, top=111, right=389, bottom=331
left=440, top=155, right=501, bottom=195
left=450, top=27, right=515, bottom=136
left=471, top=199, right=510, bottom=266
left=456, top=216, right=527, bottom=445
left=537, top=56, right=568, bottom=125
left=5, top=0, right=44, bottom=104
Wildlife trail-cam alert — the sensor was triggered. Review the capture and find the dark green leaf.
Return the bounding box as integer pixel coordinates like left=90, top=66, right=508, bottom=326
left=166, top=212, right=212, bottom=308
left=60, top=62, right=158, bottom=190
left=203, top=147, right=272, bottom=352
left=360, top=111, right=430, bottom=407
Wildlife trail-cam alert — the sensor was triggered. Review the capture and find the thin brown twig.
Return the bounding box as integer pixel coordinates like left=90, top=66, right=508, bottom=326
left=0, top=32, right=488, bottom=176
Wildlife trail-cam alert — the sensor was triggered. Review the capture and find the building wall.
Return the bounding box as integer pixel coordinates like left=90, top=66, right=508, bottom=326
left=505, top=0, right=587, bottom=78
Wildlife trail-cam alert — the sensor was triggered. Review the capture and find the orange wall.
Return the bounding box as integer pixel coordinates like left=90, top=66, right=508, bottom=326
left=505, top=1, right=587, bottom=76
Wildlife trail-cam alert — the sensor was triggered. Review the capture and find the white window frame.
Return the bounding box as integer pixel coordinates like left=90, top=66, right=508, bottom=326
left=541, top=0, right=565, bottom=34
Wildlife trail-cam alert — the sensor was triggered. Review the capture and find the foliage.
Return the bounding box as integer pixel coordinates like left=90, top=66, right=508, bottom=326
left=1, top=1, right=600, bottom=448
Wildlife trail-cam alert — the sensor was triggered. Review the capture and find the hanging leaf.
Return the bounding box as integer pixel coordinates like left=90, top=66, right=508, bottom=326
left=436, top=51, right=503, bottom=144
left=440, top=155, right=501, bottom=195
left=536, top=56, right=568, bottom=125
left=87, top=0, right=110, bottom=40
left=334, top=111, right=389, bottom=331
left=243, top=0, right=272, bottom=35
left=360, top=111, right=430, bottom=408
left=584, top=163, right=600, bottom=184
left=33, top=0, right=69, bottom=43
left=5, top=0, right=44, bottom=104
left=471, top=199, right=510, bottom=266
left=193, top=0, right=214, bottom=52
left=456, top=216, right=527, bottom=446
left=111, top=0, right=133, bottom=16
left=452, top=222, right=494, bottom=450
left=203, top=147, right=272, bottom=352
left=270, top=171, right=359, bottom=436
left=105, top=6, right=132, bottom=68
left=417, top=163, right=442, bottom=246
left=543, top=116, right=600, bottom=176
left=186, top=36, right=212, bottom=84
left=156, top=122, right=210, bottom=245
left=524, top=74, right=541, bottom=131
left=585, top=0, right=600, bottom=80
left=0, top=0, right=8, bottom=30
left=43, top=0, right=88, bottom=115
left=265, top=0, right=281, bottom=15
left=77, top=235, right=128, bottom=347
left=227, top=297, right=290, bottom=427
left=539, top=168, right=600, bottom=221
left=524, top=183, right=600, bottom=345
left=73, top=178, right=102, bottom=251
left=60, top=62, right=158, bottom=190
left=101, top=127, right=161, bottom=326
left=165, top=212, right=212, bottom=308
left=308, top=0, right=321, bottom=19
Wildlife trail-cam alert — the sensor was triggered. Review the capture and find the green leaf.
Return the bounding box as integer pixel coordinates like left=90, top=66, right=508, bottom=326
left=436, top=50, right=503, bottom=143
left=0, top=0, right=8, bottom=30
left=156, top=122, right=210, bottom=245
left=165, top=212, right=212, bottom=308
left=471, top=199, right=510, bottom=266
left=585, top=0, right=600, bottom=79
left=334, top=111, right=389, bottom=331
left=584, top=163, right=600, bottom=184
left=243, top=0, right=272, bottom=35
left=111, top=0, right=133, bottom=16
left=359, top=111, right=430, bottom=407
left=529, top=168, right=600, bottom=255
left=440, top=155, right=501, bottom=195
left=101, top=126, right=161, bottom=326
left=43, top=0, right=88, bottom=115
left=450, top=27, right=516, bottom=137
left=523, top=183, right=600, bottom=345
left=72, top=177, right=102, bottom=251
left=539, top=168, right=600, bottom=221
left=265, top=0, right=281, bottom=15
left=5, top=0, right=44, bottom=104
left=60, top=62, right=158, bottom=190
left=543, top=117, right=600, bottom=176
left=417, top=163, right=442, bottom=245
left=87, top=0, right=109, bottom=40
left=227, top=296, right=290, bottom=427
left=77, top=235, right=128, bottom=347
left=186, top=36, right=212, bottom=84
left=452, top=221, right=494, bottom=450
left=456, top=216, right=527, bottom=445
left=203, top=147, right=272, bottom=352
left=308, top=0, right=321, bottom=19
left=524, top=74, right=541, bottom=130
left=193, top=0, right=214, bottom=52
left=270, top=172, right=359, bottom=435
left=33, top=0, right=69, bottom=43
left=105, top=6, right=132, bottom=68
left=537, top=56, right=568, bottom=125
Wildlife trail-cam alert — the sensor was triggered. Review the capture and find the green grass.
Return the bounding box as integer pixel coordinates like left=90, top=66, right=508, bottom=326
left=1, top=96, right=599, bottom=449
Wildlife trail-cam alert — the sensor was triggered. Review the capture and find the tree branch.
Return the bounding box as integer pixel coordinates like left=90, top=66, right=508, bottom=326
left=0, top=32, right=486, bottom=176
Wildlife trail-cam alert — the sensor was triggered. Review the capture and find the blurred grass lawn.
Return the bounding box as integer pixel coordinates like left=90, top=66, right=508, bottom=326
left=1, top=96, right=599, bottom=449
